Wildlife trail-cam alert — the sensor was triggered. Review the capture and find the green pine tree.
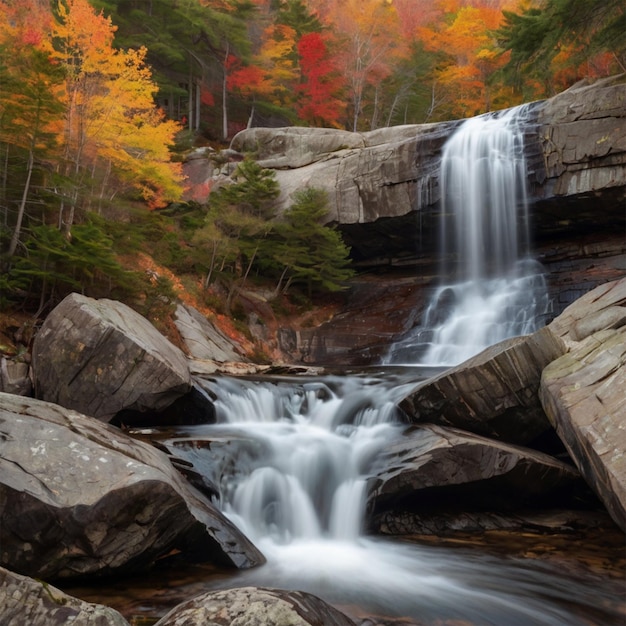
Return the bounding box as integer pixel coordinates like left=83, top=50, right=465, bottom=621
left=274, top=187, right=354, bottom=297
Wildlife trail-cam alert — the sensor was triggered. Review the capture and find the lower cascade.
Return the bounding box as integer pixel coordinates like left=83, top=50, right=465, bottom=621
left=386, top=106, right=551, bottom=366
left=160, top=373, right=619, bottom=625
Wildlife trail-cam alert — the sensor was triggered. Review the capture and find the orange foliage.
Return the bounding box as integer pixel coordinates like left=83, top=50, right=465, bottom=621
left=418, top=0, right=522, bottom=116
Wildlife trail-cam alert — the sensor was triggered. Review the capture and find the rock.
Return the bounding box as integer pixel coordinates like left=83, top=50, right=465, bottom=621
left=231, top=126, right=366, bottom=169
left=0, top=393, right=265, bottom=580
left=0, top=357, right=31, bottom=396
left=174, top=303, right=245, bottom=362
left=546, top=276, right=626, bottom=348
left=0, top=566, right=129, bottom=626
left=367, top=424, right=581, bottom=520
left=533, top=77, right=626, bottom=202
left=31, top=293, right=192, bottom=422
left=154, top=586, right=356, bottom=626
left=294, top=275, right=432, bottom=365
left=397, top=325, right=566, bottom=445
left=540, top=278, right=626, bottom=532
left=374, top=509, right=614, bottom=537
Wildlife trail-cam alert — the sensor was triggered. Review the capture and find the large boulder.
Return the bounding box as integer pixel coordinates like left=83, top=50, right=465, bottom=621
left=154, top=586, right=356, bottom=626
left=367, top=424, right=581, bottom=525
left=32, top=293, right=192, bottom=422
left=540, top=277, right=626, bottom=532
left=397, top=325, right=566, bottom=445
left=0, top=566, right=129, bottom=626
left=0, top=393, right=264, bottom=580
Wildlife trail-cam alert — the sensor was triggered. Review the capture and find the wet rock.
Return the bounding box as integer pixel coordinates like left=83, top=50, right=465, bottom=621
left=0, top=393, right=264, bottom=580
left=154, top=586, right=356, bottom=626
left=367, top=424, right=581, bottom=519
left=374, top=509, right=613, bottom=537
left=0, top=566, right=129, bottom=626
left=540, top=278, right=626, bottom=532
left=31, top=293, right=192, bottom=422
left=397, top=325, right=566, bottom=445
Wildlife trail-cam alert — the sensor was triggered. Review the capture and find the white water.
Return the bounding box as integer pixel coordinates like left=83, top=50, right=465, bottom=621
left=163, top=374, right=621, bottom=625
left=386, top=107, right=551, bottom=366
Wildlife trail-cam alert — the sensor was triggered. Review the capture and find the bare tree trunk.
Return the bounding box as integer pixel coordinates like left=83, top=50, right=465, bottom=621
left=204, top=241, right=219, bottom=289
left=188, top=60, right=194, bottom=132
left=222, top=42, right=230, bottom=141
left=5, top=149, right=34, bottom=262
left=195, top=80, right=201, bottom=132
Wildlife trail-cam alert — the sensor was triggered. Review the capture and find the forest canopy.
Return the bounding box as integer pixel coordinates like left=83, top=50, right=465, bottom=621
left=0, top=0, right=623, bottom=323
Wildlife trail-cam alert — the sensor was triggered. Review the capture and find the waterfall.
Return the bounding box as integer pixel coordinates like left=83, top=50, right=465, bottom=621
left=158, top=373, right=618, bottom=625
left=174, top=375, right=406, bottom=546
left=386, top=106, right=550, bottom=366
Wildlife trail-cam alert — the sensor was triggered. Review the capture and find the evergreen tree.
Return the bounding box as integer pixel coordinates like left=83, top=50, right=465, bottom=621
left=496, top=0, right=625, bottom=97
left=0, top=42, right=65, bottom=267
left=196, top=157, right=279, bottom=304
left=274, top=0, right=323, bottom=39
left=273, top=187, right=354, bottom=296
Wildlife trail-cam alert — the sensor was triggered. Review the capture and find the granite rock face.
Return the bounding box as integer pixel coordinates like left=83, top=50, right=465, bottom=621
left=0, top=393, right=264, bottom=580
left=31, top=293, right=192, bottom=422
left=218, top=78, right=625, bottom=264
left=540, top=277, right=626, bottom=532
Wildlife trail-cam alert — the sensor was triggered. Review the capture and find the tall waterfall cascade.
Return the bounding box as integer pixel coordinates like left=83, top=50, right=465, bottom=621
left=386, top=106, right=551, bottom=366
left=160, top=374, right=616, bottom=625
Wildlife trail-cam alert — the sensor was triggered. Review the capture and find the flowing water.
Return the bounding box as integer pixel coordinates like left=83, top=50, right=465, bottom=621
left=154, top=373, right=624, bottom=625
left=386, top=107, right=551, bottom=366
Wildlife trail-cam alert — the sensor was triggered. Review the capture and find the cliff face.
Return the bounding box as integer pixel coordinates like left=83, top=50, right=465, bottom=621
left=186, top=76, right=626, bottom=365
left=227, top=76, right=625, bottom=265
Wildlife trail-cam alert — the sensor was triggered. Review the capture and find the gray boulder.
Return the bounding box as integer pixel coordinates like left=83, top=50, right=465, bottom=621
left=0, top=566, right=129, bottom=626
left=368, top=424, right=580, bottom=517
left=155, top=586, right=355, bottom=626
left=0, top=393, right=264, bottom=580
left=540, top=277, right=626, bottom=532
left=32, top=293, right=192, bottom=421
left=398, top=325, right=566, bottom=445
left=174, top=303, right=245, bottom=362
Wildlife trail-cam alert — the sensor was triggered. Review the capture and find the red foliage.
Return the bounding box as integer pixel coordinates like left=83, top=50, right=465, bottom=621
left=296, top=32, right=343, bottom=126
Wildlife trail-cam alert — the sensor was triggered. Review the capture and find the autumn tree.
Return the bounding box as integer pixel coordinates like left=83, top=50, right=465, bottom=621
left=418, top=0, right=513, bottom=118
left=0, top=20, right=64, bottom=267
left=496, top=0, right=626, bottom=99
left=0, top=0, right=185, bottom=313
left=296, top=32, right=344, bottom=127
left=51, top=0, right=183, bottom=231
left=323, top=0, right=406, bottom=131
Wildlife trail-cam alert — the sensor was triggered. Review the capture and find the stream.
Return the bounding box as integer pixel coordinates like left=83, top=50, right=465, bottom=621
left=65, top=370, right=626, bottom=625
